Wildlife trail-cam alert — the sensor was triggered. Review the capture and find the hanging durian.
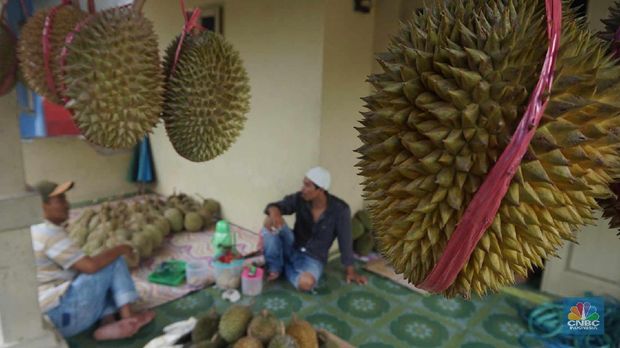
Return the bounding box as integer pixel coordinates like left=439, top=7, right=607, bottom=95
left=600, top=0, right=620, bottom=58
left=17, top=4, right=86, bottom=103
left=596, top=2, right=620, bottom=237
left=0, top=20, right=16, bottom=96
left=162, top=31, right=250, bottom=162
left=356, top=0, right=620, bottom=297
left=61, top=5, right=164, bottom=149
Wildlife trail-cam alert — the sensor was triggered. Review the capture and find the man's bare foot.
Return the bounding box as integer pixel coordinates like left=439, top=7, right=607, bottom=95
left=100, top=314, right=115, bottom=326
left=267, top=272, right=280, bottom=281
left=93, top=311, right=155, bottom=341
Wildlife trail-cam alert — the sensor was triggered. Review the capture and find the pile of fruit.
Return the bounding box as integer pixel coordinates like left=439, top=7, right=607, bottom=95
left=351, top=209, right=376, bottom=256
left=191, top=306, right=329, bottom=348
left=67, top=193, right=221, bottom=266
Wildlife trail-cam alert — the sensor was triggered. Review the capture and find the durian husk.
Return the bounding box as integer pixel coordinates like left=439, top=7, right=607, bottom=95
left=596, top=1, right=620, bottom=236
left=0, top=23, right=17, bottom=96
left=62, top=6, right=164, bottom=149
left=356, top=0, right=620, bottom=298
left=162, top=31, right=250, bottom=162
left=17, top=5, right=86, bottom=103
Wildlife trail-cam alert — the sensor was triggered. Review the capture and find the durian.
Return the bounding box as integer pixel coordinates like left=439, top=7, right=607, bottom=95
left=61, top=5, right=163, bottom=149
left=185, top=211, right=204, bottom=232
left=193, top=309, right=220, bottom=343
left=285, top=314, right=317, bottom=348
left=162, top=31, right=250, bottom=162
left=354, top=232, right=375, bottom=256
left=596, top=2, right=620, bottom=237
left=356, top=0, right=620, bottom=297
left=248, top=310, right=280, bottom=344
left=17, top=4, right=86, bottom=103
left=0, top=22, right=16, bottom=96
left=218, top=305, right=253, bottom=343
left=233, top=337, right=263, bottom=348
left=164, top=207, right=184, bottom=232
left=268, top=324, right=299, bottom=348
left=600, top=0, right=620, bottom=58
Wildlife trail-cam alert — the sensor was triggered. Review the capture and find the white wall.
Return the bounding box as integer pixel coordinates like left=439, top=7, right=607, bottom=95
left=318, top=0, right=375, bottom=216
left=21, top=138, right=139, bottom=203
left=0, top=92, right=26, bottom=197
left=146, top=0, right=326, bottom=231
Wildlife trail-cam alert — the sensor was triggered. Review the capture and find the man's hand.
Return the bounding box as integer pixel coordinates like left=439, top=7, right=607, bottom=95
left=345, top=266, right=368, bottom=285
left=264, top=206, right=284, bottom=232
left=118, top=244, right=135, bottom=258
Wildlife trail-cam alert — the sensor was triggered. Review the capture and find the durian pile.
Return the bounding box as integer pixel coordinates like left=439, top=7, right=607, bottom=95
left=190, top=306, right=331, bottom=348
left=351, top=209, right=376, bottom=256
left=67, top=193, right=222, bottom=266
left=0, top=21, right=17, bottom=96
left=162, top=31, right=251, bottom=162
left=357, top=0, right=620, bottom=297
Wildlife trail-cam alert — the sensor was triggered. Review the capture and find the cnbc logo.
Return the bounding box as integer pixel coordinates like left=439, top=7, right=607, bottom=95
left=563, top=298, right=604, bottom=336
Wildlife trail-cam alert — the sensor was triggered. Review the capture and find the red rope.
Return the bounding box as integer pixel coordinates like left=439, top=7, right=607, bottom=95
left=170, top=0, right=202, bottom=77
left=42, top=4, right=64, bottom=99
left=59, top=16, right=94, bottom=103
left=417, top=0, right=563, bottom=294
left=88, top=0, right=95, bottom=14
left=18, top=0, right=28, bottom=17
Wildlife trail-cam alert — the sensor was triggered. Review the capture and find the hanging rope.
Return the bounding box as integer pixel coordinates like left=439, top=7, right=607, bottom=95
left=169, top=0, right=202, bottom=77
left=41, top=0, right=72, bottom=99
left=418, top=0, right=563, bottom=293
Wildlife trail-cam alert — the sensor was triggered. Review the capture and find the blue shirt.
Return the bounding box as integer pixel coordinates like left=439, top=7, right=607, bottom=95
left=265, top=192, right=354, bottom=266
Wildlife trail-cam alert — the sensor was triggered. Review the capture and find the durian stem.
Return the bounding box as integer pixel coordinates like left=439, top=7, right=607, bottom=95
left=133, top=0, right=147, bottom=13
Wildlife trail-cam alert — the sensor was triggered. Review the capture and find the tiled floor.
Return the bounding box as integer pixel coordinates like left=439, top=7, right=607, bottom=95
left=67, top=259, right=546, bottom=347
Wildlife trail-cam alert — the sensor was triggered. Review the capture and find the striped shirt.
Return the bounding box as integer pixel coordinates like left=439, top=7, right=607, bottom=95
left=31, top=221, right=85, bottom=312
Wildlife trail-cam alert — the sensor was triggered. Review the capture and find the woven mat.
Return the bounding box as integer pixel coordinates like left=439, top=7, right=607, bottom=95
left=70, top=195, right=260, bottom=309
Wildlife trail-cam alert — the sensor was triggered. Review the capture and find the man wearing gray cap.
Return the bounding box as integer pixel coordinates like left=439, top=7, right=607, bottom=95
left=30, top=180, right=154, bottom=340
left=261, top=167, right=367, bottom=292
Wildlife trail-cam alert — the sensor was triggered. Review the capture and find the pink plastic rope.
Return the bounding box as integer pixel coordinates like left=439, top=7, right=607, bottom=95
left=417, top=0, right=563, bottom=293
left=59, top=15, right=94, bottom=103
left=42, top=4, right=65, bottom=99
left=170, top=0, right=202, bottom=77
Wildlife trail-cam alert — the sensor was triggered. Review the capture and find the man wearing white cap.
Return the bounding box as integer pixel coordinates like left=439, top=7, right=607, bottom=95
left=261, top=167, right=367, bottom=292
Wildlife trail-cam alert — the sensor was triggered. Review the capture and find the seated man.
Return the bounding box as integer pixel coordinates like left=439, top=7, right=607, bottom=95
left=260, top=167, right=367, bottom=292
left=31, top=180, right=155, bottom=340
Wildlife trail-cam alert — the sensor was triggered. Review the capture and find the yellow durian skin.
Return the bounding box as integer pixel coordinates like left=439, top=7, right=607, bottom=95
left=62, top=6, right=164, bottom=149
left=18, top=5, right=86, bottom=103
left=162, top=31, right=250, bottom=162
left=356, top=0, right=620, bottom=298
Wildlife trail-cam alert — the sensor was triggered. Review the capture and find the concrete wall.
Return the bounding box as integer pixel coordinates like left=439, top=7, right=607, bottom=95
left=21, top=138, right=138, bottom=203
left=318, top=0, right=375, bottom=216
left=0, top=92, right=26, bottom=198
left=145, top=0, right=326, bottom=231
left=587, top=0, right=615, bottom=32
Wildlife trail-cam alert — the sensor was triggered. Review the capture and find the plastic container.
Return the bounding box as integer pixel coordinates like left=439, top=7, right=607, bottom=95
left=241, top=266, right=264, bottom=296
left=148, top=259, right=186, bottom=286
left=213, top=252, right=244, bottom=289
left=185, top=261, right=210, bottom=287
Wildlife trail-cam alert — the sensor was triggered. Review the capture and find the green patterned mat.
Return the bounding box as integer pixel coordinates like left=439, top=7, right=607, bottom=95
left=67, top=260, right=543, bottom=347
